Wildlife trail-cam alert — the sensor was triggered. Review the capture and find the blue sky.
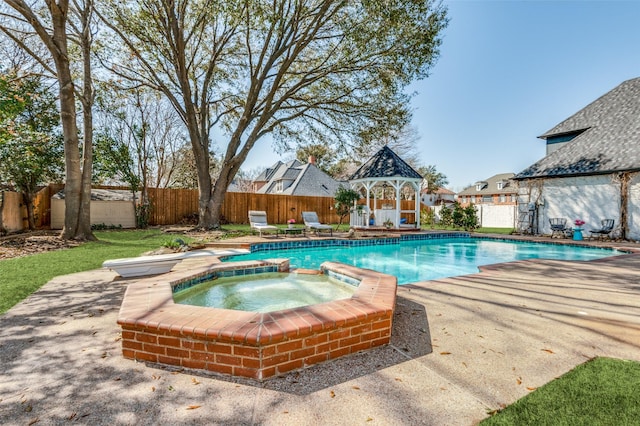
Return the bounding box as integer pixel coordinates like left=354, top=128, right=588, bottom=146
left=243, top=0, right=640, bottom=191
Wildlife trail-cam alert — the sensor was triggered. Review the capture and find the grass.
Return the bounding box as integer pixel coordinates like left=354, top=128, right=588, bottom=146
left=0, top=229, right=187, bottom=314
left=481, top=357, right=640, bottom=425
left=421, top=225, right=515, bottom=234
left=476, top=227, right=515, bottom=234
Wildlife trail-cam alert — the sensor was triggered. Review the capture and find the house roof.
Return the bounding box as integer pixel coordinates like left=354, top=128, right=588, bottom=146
left=516, top=77, right=640, bottom=180
left=457, top=173, right=516, bottom=196
left=254, top=160, right=342, bottom=196
left=421, top=187, right=455, bottom=195
left=349, top=146, right=422, bottom=181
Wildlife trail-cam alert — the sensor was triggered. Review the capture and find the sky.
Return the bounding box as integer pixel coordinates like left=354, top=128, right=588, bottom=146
left=242, top=0, right=640, bottom=191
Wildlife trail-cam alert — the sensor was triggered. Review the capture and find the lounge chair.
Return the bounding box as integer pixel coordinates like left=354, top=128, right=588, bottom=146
left=248, top=210, right=279, bottom=237
left=589, top=219, right=615, bottom=240
left=549, top=218, right=570, bottom=238
left=302, top=211, right=333, bottom=236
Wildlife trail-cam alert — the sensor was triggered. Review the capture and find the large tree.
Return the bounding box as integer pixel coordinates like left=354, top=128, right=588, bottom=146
left=98, top=0, right=448, bottom=229
left=1, top=0, right=97, bottom=240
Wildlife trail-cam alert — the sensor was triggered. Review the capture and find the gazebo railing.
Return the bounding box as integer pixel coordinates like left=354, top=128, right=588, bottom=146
left=349, top=206, right=370, bottom=227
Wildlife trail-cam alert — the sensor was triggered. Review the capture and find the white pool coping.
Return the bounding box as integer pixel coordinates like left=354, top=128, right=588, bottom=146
left=102, top=248, right=251, bottom=277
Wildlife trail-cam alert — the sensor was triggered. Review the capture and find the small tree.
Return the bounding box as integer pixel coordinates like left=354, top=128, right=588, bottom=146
left=439, top=206, right=453, bottom=228
left=421, top=207, right=436, bottom=229
left=463, top=204, right=479, bottom=231
left=334, top=187, right=361, bottom=230
left=0, top=74, right=63, bottom=230
left=452, top=202, right=464, bottom=228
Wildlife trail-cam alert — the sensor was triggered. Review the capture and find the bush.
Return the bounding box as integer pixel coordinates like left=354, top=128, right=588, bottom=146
left=439, top=206, right=453, bottom=227
left=463, top=204, right=479, bottom=231
left=452, top=202, right=464, bottom=227
left=421, top=207, right=435, bottom=228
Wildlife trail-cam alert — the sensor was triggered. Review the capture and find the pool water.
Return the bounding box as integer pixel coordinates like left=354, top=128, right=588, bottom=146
left=174, top=272, right=356, bottom=312
left=225, top=238, right=621, bottom=284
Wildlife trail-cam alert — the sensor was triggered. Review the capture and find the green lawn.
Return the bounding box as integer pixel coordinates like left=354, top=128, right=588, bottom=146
left=421, top=225, right=515, bottom=234
left=0, top=229, right=186, bottom=314
left=481, top=357, right=640, bottom=425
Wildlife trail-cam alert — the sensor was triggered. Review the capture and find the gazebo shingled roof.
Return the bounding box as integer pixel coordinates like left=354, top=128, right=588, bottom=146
left=350, top=146, right=423, bottom=180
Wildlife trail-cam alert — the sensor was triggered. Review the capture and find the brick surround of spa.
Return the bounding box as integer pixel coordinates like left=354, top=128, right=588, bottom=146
left=117, top=259, right=397, bottom=380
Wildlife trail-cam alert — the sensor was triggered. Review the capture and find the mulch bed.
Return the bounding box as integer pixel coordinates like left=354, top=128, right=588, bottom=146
left=0, top=231, right=80, bottom=260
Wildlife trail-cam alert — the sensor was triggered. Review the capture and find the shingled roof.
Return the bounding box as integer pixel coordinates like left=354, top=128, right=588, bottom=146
left=349, top=146, right=422, bottom=180
left=516, top=77, right=640, bottom=180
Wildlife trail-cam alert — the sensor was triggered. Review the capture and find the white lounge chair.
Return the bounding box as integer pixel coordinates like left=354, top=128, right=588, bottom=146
left=302, top=211, right=333, bottom=236
left=248, top=210, right=279, bottom=237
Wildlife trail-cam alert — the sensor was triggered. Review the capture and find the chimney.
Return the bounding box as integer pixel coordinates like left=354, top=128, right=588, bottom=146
left=308, top=155, right=316, bottom=165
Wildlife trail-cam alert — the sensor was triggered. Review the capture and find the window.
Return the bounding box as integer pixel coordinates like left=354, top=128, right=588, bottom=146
left=482, top=195, right=493, bottom=203
left=471, top=196, right=476, bottom=203
left=500, top=194, right=506, bottom=203
left=511, top=194, right=516, bottom=202
left=276, top=181, right=284, bottom=192
left=461, top=196, right=467, bottom=203
left=497, top=182, right=503, bottom=190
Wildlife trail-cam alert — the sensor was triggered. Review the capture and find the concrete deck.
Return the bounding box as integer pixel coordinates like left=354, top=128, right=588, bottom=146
left=1, top=236, right=639, bottom=425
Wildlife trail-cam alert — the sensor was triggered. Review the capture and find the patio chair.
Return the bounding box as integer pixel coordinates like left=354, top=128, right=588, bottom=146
left=589, top=219, right=615, bottom=240
left=248, top=210, right=279, bottom=237
left=549, top=218, right=570, bottom=238
left=302, top=211, right=333, bottom=236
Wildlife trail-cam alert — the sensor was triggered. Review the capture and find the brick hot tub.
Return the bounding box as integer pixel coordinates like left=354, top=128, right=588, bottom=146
left=117, top=259, right=397, bottom=380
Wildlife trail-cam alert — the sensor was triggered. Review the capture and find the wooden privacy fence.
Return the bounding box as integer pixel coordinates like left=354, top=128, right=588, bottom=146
left=0, top=184, right=63, bottom=232
left=2, top=184, right=424, bottom=230
left=147, top=189, right=341, bottom=225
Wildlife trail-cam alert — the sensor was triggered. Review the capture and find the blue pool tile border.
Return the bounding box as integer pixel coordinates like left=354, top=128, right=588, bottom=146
left=247, top=232, right=470, bottom=253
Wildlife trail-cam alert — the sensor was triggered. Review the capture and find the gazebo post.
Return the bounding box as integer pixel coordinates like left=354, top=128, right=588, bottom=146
left=366, top=181, right=371, bottom=228
left=414, top=182, right=421, bottom=229
left=394, top=180, right=401, bottom=229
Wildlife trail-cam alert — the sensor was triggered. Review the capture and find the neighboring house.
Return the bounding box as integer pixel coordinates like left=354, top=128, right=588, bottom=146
left=420, top=187, right=455, bottom=206
left=457, top=173, right=518, bottom=206
left=514, top=77, right=640, bottom=240
left=253, top=157, right=343, bottom=197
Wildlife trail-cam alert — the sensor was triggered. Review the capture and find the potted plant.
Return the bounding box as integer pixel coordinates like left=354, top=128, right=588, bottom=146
left=287, top=218, right=296, bottom=229
left=383, top=218, right=393, bottom=229
left=573, top=219, right=585, bottom=241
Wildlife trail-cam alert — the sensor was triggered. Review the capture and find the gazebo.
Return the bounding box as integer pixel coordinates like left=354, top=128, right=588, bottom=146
left=348, top=146, right=423, bottom=229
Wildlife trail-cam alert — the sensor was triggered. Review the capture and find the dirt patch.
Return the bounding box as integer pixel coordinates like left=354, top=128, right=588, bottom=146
left=0, top=231, right=80, bottom=260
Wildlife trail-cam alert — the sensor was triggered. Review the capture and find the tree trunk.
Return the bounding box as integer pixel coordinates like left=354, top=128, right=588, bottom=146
left=76, top=4, right=96, bottom=241
left=0, top=192, right=5, bottom=234
left=22, top=192, right=35, bottom=230
left=50, top=2, right=92, bottom=240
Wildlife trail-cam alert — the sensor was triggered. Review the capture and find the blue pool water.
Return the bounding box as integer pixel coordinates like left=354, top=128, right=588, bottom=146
left=224, top=238, right=621, bottom=284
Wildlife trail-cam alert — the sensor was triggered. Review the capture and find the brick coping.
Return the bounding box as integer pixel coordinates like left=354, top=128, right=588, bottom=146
left=117, top=259, right=397, bottom=380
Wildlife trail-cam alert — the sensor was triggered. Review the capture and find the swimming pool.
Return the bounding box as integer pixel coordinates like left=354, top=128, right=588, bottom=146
left=224, top=237, right=621, bottom=284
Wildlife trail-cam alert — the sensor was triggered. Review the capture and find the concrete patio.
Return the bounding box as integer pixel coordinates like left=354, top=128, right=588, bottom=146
left=1, top=236, right=639, bottom=425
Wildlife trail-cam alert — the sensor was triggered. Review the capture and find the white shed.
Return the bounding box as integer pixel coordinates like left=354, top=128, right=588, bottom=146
left=51, top=189, right=138, bottom=229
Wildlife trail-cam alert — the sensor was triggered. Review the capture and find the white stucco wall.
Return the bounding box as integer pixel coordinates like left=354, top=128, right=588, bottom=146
left=432, top=204, right=516, bottom=229
left=627, top=173, right=640, bottom=241
left=536, top=175, right=619, bottom=235
left=475, top=204, right=517, bottom=228
left=51, top=199, right=136, bottom=229
left=516, top=174, right=635, bottom=237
